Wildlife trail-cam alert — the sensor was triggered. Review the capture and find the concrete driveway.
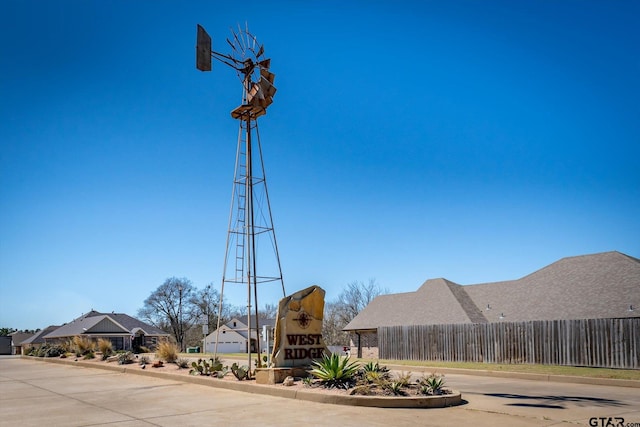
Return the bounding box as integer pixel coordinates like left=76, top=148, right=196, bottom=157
left=1, top=356, right=639, bottom=426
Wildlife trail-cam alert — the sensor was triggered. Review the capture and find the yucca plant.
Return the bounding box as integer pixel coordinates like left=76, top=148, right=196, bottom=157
left=309, top=353, right=360, bottom=389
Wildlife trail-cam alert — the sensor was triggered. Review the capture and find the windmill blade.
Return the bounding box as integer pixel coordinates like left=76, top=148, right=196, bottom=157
left=237, top=23, right=247, bottom=51
left=256, top=45, right=264, bottom=58
left=245, top=22, right=251, bottom=48
left=249, top=27, right=256, bottom=51
left=231, top=29, right=245, bottom=56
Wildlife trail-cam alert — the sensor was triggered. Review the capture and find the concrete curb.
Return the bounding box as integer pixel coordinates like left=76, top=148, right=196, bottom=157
left=383, top=364, right=640, bottom=388
left=29, top=356, right=639, bottom=388
left=21, top=356, right=461, bottom=408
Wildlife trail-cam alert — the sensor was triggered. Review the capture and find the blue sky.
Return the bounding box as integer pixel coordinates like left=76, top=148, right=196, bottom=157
left=1, top=1, right=638, bottom=330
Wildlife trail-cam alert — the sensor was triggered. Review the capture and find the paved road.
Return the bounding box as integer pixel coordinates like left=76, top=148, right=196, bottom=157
left=1, top=356, right=639, bottom=426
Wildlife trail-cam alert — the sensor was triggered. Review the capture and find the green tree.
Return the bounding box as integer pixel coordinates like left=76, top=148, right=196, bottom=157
left=0, top=327, right=17, bottom=336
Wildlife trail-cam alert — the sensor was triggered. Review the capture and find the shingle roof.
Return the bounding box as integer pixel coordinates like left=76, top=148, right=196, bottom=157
left=44, top=310, right=168, bottom=339
left=20, top=325, right=60, bottom=345
left=466, top=251, right=639, bottom=322
left=344, top=251, right=640, bottom=331
left=344, top=278, right=476, bottom=331
left=9, top=332, right=33, bottom=346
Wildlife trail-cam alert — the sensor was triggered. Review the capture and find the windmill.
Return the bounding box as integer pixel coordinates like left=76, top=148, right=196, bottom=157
left=196, top=24, right=285, bottom=371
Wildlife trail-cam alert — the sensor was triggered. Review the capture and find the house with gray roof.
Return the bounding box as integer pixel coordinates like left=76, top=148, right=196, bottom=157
left=344, top=251, right=639, bottom=358
left=9, top=331, right=34, bottom=355
left=44, top=310, right=170, bottom=351
left=19, top=325, right=60, bottom=354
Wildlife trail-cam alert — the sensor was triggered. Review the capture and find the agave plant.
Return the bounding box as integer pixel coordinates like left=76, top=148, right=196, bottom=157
left=384, top=380, right=406, bottom=396
left=419, top=373, right=446, bottom=395
left=360, top=361, right=390, bottom=384
left=309, top=353, right=360, bottom=389
left=361, top=361, right=388, bottom=374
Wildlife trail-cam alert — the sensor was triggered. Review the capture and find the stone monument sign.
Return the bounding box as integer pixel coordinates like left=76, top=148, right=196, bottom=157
left=271, top=285, right=329, bottom=368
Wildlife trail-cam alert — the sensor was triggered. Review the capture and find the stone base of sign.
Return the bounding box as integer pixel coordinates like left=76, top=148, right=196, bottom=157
left=255, top=367, right=308, bottom=385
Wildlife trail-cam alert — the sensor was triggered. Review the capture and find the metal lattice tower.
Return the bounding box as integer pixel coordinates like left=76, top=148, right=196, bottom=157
left=196, top=24, right=285, bottom=371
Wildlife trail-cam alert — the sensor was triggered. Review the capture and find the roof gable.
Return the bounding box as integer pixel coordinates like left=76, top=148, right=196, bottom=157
left=206, top=327, right=247, bottom=341
left=345, top=278, right=475, bottom=331
left=225, top=316, right=276, bottom=330
left=10, top=332, right=33, bottom=346
left=85, top=317, right=129, bottom=334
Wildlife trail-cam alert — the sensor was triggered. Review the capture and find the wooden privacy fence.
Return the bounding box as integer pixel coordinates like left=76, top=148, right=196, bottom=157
left=378, top=318, right=639, bottom=369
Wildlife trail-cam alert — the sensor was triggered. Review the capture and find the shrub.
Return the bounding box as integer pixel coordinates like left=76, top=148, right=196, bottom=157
left=83, top=351, right=95, bottom=360
left=176, top=358, right=190, bottom=369
left=117, top=351, right=134, bottom=365
left=139, top=355, right=151, bottom=365
left=309, top=353, right=360, bottom=389
left=42, top=344, right=65, bottom=358
left=97, top=338, right=113, bottom=360
left=156, top=341, right=180, bottom=363
left=73, top=336, right=95, bottom=356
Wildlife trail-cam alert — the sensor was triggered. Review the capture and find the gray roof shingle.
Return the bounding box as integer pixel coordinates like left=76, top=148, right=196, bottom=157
left=44, top=310, right=168, bottom=339
left=344, top=251, right=639, bottom=331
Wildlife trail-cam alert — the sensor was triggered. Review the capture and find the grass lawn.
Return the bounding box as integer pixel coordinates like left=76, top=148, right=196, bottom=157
left=360, top=358, right=640, bottom=381
left=177, top=353, right=639, bottom=381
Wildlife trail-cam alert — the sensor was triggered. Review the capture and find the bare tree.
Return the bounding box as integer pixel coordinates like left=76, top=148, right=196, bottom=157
left=138, top=277, right=197, bottom=351
left=258, top=303, right=278, bottom=320
left=322, top=301, right=350, bottom=346
left=322, top=279, right=387, bottom=346
left=189, top=284, right=227, bottom=335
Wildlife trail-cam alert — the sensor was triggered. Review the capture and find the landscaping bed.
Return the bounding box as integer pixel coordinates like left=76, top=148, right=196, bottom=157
left=22, top=349, right=462, bottom=408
